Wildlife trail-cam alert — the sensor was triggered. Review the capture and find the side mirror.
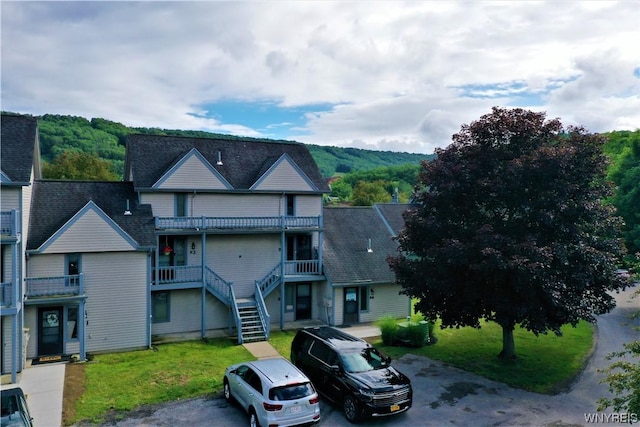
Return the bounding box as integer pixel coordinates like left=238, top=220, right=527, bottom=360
left=385, top=356, right=392, bottom=364
left=330, top=365, right=341, bottom=374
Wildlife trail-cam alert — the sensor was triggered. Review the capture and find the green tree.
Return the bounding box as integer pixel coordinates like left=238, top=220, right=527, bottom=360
left=352, top=180, right=392, bottom=206
left=43, top=152, right=119, bottom=181
left=329, top=178, right=353, bottom=201
left=389, top=107, right=627, bottom=359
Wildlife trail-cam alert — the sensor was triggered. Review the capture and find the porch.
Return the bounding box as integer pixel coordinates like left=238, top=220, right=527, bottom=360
left=23, top=274, right=84, bottom=299
left=0, top=210, right=20, bottom=237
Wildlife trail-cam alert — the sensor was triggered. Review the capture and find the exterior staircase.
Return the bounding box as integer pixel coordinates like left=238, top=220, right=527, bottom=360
left=237, top=298, right=268, bottom=343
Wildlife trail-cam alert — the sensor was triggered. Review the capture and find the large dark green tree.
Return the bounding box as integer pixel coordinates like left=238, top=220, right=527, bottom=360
left=389, top=107, right=628, bottom=359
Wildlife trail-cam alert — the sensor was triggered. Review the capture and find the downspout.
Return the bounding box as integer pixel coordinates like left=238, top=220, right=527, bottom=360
left=280, top=220, right=286, bottom=330
left=79, top=273, right=86, bottom=361
left=147, top=250, right=152, bottom=349
left=201, top=232, right=206, bottom=338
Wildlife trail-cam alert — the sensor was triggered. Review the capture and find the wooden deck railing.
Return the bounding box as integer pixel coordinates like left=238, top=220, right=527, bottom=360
left=155, top=215, right=321, bottom=230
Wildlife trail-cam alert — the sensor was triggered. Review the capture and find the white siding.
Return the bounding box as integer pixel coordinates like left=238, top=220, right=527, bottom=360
left=42, top=209, right=136, bottom=253
left=140, top=193, right=174, bottom=217
left=207, top=235, right=281, bottom=297
left=2, top=316, right=14, bottom=373
left=253, top=159, right=316, bottom=192
left=155, top=155, right=229, bottom=190
left=333, top=288, right=344, bottom=326
left=83, top=252, right=148, bottom=353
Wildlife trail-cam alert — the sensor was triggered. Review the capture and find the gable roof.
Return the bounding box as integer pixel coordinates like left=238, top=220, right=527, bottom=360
left=124, top=134, right=329, bottom=192
left=323, top=204, right=415, bottom=284
left=27, top=181, right=155, bottom=251
left=1, top=113, right=40, bottom=184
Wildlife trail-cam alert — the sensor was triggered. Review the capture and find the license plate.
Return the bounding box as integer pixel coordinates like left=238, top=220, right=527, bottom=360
left=290, top=406, right=302, bottom=414
left=390, top=404, right=400, bottom=412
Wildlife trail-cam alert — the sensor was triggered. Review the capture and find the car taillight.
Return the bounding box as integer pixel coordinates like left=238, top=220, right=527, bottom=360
left=309, top=396, right=319, bottom=405
left=263, top=402, right=283, bottom=411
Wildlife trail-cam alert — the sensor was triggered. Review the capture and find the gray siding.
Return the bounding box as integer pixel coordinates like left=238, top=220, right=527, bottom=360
left=140, top=193, right=174, bottom=217
left=83, top=252, right=148, bottom=353
left=0, top=187, right=20, bottom=210
left=359, top=283, right=410, bottom=323
left=207, top=235, right=281, bottom=297
left=27, top=254, right=65, bottom=277
left=192, top=194, right=282, bottom=217
left=155, top=155, right=229, bottom=190
left=295, top=195, right=322, bottom=217
left=151, top=290, right=228, bottom=336
left=42, top=209, right=136, bottom=253
left=254, top=159, right=315, bottom=191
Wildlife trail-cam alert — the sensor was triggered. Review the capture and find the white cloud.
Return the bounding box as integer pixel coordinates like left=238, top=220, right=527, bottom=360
left=1, top=1, right=638, bottom=154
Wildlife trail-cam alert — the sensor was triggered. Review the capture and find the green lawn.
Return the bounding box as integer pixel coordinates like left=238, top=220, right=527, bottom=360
left=371, top=319, right=594, bottom=393
left=69, top=321, right=594, bottom=424
left=72, top=338, right=254, bottom=424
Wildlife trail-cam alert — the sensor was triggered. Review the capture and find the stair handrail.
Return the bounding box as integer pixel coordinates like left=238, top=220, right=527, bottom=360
left=256, top=264, right=281, bottom=296
left=204, top=266, right=232, bottom=305
left=229, top=284, right=243, bottom=344
left=254, top=282, right=271, bottom=340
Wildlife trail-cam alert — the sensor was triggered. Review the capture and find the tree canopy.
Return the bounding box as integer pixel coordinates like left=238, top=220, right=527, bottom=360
left=388, top=107, right=628, bottom=359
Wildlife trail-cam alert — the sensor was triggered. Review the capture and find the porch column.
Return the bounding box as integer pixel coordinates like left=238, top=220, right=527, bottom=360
left=280, top=227, right=286, bottom=330
left=317, top=214, right=323, bottom=274
left=79, top=273, right=86, bottom=361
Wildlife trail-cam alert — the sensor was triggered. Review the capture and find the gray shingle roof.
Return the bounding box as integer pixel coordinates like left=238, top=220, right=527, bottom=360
left=374, top=203, right=418, bottom=237
left=124, top=134, right=329, bottom=192
left=27, top=181, right=155, bottom=251
left=1, top=113, right=38, bottom=184
left=323, top=206, right=399, bottom=284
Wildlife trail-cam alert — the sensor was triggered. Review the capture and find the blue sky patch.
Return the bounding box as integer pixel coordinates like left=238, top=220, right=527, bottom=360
left=198, top=100, right=335, bottom=140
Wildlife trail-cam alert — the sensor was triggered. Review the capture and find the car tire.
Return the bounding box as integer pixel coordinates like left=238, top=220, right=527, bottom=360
left=223, top=378, right=233, bottom=403
left=343, top=394, right=360, bottom=423
left=249, top=408, right=260, bottom=427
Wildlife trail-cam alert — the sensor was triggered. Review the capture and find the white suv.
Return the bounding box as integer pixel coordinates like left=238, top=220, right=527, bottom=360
left=223, top=357, right=320, bottom=427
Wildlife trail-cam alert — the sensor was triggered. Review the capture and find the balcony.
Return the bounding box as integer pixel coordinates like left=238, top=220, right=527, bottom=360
left=155, top=215, right=321, bottom=231
left=0, top=210, right=20, bottom=237
left=24, top=274, right=83, bottom=298
left=1, top=281, right=13, bottom=307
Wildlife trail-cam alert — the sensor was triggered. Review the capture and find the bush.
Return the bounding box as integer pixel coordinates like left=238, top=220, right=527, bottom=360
left=376, top=316, right=399, bottom=346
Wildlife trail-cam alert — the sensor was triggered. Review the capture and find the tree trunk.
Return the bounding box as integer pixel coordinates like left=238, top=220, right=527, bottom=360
left=498, top=322, right=516, bottom=359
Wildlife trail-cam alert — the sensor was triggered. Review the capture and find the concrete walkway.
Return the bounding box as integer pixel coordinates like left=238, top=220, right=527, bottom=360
left=243, top=323, right=381, bottom=359
left=1, top=362, right=66, bottom=427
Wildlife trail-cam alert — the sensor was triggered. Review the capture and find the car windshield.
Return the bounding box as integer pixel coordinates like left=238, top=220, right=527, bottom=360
left=339, top=347, right=389, bottom=373
left=269, top=382, right=315, bottom=401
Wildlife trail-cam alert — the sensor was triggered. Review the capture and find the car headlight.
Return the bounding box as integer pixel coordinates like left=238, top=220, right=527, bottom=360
left=358, top=389, right=375, bottom=402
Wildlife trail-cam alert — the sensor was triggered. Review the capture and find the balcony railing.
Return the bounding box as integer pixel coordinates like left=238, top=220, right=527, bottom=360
left=25, top=274, right=83, bottom=298
left=155, top=216, right=321, bottom=230
left=284, top=260, right=320, bottom=275
left=153, top=265, right=202, bottom=285
left=0, top=210, right=19, bottom=237
left=1, top=281, right=13, bottom=307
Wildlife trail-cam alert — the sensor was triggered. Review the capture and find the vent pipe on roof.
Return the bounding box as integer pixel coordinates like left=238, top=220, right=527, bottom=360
left=367, top=238, right=373, bottom=253
left=124, top=199, right=132, bottom=216
left=216, top=150, right=223, bottom=166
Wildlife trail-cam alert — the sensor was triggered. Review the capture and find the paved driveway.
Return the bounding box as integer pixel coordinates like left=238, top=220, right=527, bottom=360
left=90, top=285, right=639, bottom=427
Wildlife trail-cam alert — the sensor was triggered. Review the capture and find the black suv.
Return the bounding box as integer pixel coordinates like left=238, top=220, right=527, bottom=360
left=290, top=326, right=412, bottom=422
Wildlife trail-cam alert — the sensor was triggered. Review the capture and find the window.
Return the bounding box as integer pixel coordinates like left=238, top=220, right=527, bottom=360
left=360, top=286, right=369, bottom=312
left=285, top=284, right=294, bottom=312
left=176, top=193, right=187, bottom=217
left=286, top=195, right=295, bottom=216
left=152, top=292, right=170, bottom=323
left=65, top=254, right=81, bottom=286
left=67, top=306, right=78, bottom=339
left=309, top=341, right=338, bottom=366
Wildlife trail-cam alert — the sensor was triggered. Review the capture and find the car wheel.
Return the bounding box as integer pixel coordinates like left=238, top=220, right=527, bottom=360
left=343, top=394, right=360, bottom=423
left=223, top=378, right=233, bottom=403
left=249, top=408, right=260, bottom=427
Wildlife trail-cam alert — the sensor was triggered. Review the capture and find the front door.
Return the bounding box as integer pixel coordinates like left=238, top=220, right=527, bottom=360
left=296, top=283, right=312, bottom=320
left=38, top=307, right=63, bottom=356
left=343, top=287, right=358, bottom=325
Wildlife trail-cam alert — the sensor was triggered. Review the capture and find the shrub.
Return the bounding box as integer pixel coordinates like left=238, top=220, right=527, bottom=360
left=376, top=315, right=399, bottom=346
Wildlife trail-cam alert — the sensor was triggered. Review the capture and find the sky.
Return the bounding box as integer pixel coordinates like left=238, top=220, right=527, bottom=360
left=1, top=1, right=639, bottom=155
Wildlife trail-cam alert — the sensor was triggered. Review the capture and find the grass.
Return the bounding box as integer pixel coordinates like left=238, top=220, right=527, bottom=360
left=68, top=338, right=254, bottom=424
left=371, top=319, right=594, bottom=394
left=65, top=321, right=594, bottom=424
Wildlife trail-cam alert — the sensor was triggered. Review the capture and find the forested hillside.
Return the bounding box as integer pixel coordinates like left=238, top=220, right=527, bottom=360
left=31, top=113, right=432, bottom=179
